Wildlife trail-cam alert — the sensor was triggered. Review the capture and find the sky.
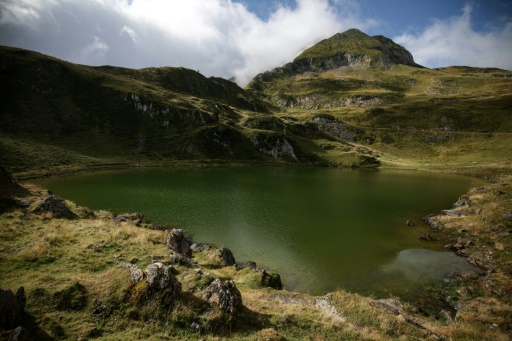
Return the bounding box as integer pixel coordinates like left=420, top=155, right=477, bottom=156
left=0, top=0, right=511, bottom=85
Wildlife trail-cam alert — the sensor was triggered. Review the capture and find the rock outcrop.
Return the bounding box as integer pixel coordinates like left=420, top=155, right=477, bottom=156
left=261, top=270, right=283, bottom=290
left=202, top=279, right=242, bottom=315
left=33, top=195, right=77, bottom=219
left=250, top=132, right=298, bottom=161
left=167, top=229, right=192, bottom=257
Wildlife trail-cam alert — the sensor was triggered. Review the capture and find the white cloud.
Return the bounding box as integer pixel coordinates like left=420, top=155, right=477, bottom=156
left=395, top=4, right=512, bottom=70
left=0, top=0, right=58, bottom=28
left=0, top=0, right=375, bottom=85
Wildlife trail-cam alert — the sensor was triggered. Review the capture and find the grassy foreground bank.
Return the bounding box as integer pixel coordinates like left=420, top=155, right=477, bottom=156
left=1, top=170, right=511, bottom=340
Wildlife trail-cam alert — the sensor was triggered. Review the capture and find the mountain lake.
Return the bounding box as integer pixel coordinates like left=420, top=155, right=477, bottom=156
left=34, top=167, right=482, bottom=302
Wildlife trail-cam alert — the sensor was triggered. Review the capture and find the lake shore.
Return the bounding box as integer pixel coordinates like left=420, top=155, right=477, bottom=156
left=1, top=165, right=511, bottom=339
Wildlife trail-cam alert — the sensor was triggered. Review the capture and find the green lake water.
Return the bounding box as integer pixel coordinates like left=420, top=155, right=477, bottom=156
left=34, top=167, right=481, bottom=300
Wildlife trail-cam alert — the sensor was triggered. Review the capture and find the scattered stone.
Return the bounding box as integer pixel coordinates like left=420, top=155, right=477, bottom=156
left=422, top=214, right=443, bottom=231
left=502, top=213, right=512, bottom=220
left=216, top=248, right=236, bottom=267
left=115, top=213, right=145, bottom=226
left=167, top=229, right=192, bottom=257
left=0, top=287, right=26, bottom=330
left=406, top=220, right=414, bottom=226
left=202, top=279, right=242, bottom=315
left=420, top=233, right=434, bottom=241
left=442, top=209, right=464, bottom=217
left=33, top=195, right=77, bottom=219
left=261, top=270, right=283, bottom=290
left=475, top=208, right=483, bottom=214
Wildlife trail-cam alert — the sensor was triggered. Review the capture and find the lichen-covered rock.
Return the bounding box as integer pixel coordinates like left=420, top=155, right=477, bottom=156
left=145, top=263, right=181, bottom=304
left=202, top=279, right=242, bottom=315
left=166, top=229, right=192, bottom=257
left=129, top=265, right=144, bottom=285
left=261, top=270, right=283, bottom=290
left=33, top=195, right=77, bottom=219
left=0, top=287, right=26, bottom=330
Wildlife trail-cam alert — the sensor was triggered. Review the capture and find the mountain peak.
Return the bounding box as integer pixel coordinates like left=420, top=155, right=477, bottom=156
left=293, top=28, right=419, bottom=69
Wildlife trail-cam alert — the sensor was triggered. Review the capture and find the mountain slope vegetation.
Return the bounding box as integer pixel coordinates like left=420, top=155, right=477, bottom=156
left=1, top=29, right=512, bottom=340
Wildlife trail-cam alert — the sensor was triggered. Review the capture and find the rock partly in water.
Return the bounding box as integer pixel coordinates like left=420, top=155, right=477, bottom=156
left=33, top=195, right=77, bottom=219
left=0, top=287, right=26, bottom=330
left=202, top=279, right=242, bottom=315
left=420, top=233, right=435, bottom=241
left=261, top=270, right=283, bottom=290
left=167, top=229, right=192, bottom=257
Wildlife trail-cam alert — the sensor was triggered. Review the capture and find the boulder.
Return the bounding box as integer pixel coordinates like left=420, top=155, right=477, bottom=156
left=115, top=213, right=145, bottom=226
left=261, top=270, right=283, bottom=290
left=202, top=279, right=242, bottom=315
left=145, top=263, right=181, bottom=304
left=0, top=287, right=26, bottom=330
left=166, top=229, right=192, bottom=257
left=129, top=265, right=144, bottom=285
left=216, top=248, right=236, bottom=267
left=33, top=195, right=77, bottom=219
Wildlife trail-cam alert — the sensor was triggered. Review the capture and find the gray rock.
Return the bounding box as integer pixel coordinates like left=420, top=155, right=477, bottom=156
left=442, top=209, right=464, bottom=217
left=145, top=263, right=181, bottom=304
left=115, top=213, right=145, bottom=226
left=238, top=261, right=257, bottom=270
left=453, top=195, right=469, bottom=207
left=216, top=248, right=236, bottom=267
left=169, top=252, right=193, bottom=267
left=202, top=279, right=242, bottom=315
left=420, top=233, right=434, bottom=241
left=129, top=265, right=144, bottom=285
left=167, top=229, right=192, bottom=257
left=33, top=195, right=77, bottom=219
left=0, top=287, right=26, bottom=330
left=372, top=298, right=403, bottom=315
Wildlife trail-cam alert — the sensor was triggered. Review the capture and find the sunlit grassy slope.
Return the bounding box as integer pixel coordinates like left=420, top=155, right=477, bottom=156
left=1, top=29, right=511, bottom=178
